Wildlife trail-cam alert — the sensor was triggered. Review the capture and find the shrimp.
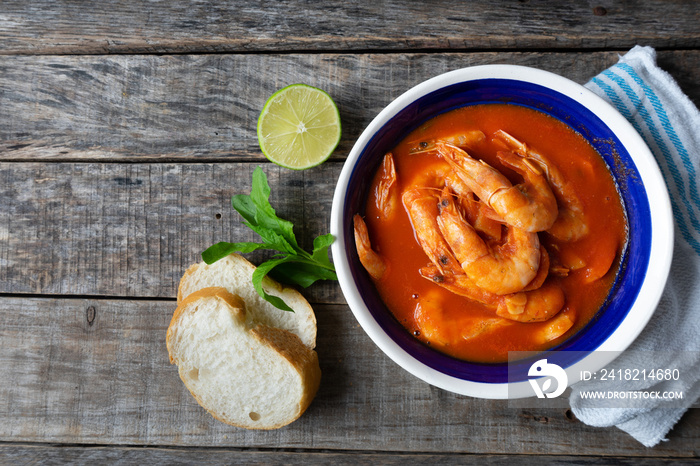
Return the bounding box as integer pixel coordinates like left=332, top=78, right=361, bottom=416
left=532, top=307, right=576, bottom=344
left=496, top=281, right=566, bottom=322
left=374, top=152, right=399, bottom=220
left=420, top=262, right=565, bottom=324
left=458, top=191, right=503, bottom=241
left=402, top=187, right=463, bottom=275
left=522, top=245, right=550, bottom=292
left=548, top=240, right=618, bottom=283
left=412, top=140, right=558, bottom=232
left=404, top=157, right=502, bottom=240
left=436, top=188, right=540, bottom=295
left=493, top=130, right=589, bottom=241
left=413, top=289, right=513, bottom=346
left=439, top=129, right=486, bottom=150
left=419, top=264, right=499, bottom=307
left=353, top=214, right=386, bottom=280
left=403, top=158, right=473, bottom=199
left=496, top=149, right=558, bottom=228
left=409, top=129, right=486, bottom=152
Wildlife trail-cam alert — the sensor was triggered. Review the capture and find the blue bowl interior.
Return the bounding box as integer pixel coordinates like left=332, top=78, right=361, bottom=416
left=343, top=78, right=652, bottom=384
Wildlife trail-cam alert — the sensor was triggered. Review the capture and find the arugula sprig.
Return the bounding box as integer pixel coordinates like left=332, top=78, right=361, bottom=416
left=202, top=166, right=337, bottom=312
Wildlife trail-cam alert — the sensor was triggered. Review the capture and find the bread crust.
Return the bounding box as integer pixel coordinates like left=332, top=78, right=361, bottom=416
left=166, top=286, right=321, bottom=430
left=251, top=325, right=322, bottom=425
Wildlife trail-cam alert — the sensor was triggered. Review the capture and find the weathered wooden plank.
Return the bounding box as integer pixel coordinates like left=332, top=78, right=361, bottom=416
left=0, top=162, right=340, bottom=302
left=1, top=51, right=698, bottom=162
left=0, top=296, right=698, bottom=456
left=0, top=1, right=698, bottom=55
left=2, top=444, right=698, bottom=466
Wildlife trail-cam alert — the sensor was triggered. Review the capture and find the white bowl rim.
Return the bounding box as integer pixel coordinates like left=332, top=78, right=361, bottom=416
left=330, top=64, right=674, bottom=399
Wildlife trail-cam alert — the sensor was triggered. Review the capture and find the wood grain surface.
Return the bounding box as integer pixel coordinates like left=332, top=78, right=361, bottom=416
left=1, top=296, right=698, bottom=457
left=1, top=51, right=699, bottom=162
left=2, top=445, right=699, bottom=465
left=1, top=0, right=699, bottom=462
left=2, top=446, right=699, bottom=466
left=0, top=1, right=698, bottom=55
left=0, top=162, right=340, bottom=302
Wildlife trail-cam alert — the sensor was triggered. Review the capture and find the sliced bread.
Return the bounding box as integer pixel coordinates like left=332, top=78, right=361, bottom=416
left=177, top=253, right=317, bottom=349
left=166, top=287, right=321, bottom=429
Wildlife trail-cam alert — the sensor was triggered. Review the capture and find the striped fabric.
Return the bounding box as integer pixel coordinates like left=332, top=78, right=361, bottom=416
left=587, top=54, right=700, bottom=255
left=570, top=46, right=700, bottom=447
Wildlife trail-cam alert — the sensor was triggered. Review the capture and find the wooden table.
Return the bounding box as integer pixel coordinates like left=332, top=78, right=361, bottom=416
left=1, top=1, right=699, bottom=463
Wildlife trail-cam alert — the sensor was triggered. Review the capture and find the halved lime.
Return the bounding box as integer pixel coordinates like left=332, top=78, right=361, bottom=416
left=257, top=84, right=342, bottom=170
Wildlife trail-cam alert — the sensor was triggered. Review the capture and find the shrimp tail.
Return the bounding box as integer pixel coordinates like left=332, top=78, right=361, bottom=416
left=353, top=214, right=387, bottom=280
left=419, top=264, right=499, bottom=307
left=375, top=152, right=399, bottom=220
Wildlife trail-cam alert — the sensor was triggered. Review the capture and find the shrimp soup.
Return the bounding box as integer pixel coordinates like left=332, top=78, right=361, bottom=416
left=355, top=104, right=627, bottom=363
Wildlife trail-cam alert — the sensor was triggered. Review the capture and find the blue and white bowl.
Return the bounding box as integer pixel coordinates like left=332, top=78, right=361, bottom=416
left=329, top=65, right=674, bottom=398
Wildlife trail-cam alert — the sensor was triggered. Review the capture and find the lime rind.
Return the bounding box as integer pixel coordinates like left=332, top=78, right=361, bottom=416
left=257, top=84, right=342, bottom=170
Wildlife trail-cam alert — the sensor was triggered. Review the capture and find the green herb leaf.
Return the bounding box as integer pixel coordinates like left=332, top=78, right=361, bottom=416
left=249, top=167, right=299, bottom=250
left=231, top=194, right=257, bottom=225
left=251, top=256, right=297, bottom=312
left=202, top=166, right=337, bottom=312
left=202, top=241, right=274, bottom=264
left=311, top=233, right=336, bottom=268
left=270, top=260, right=338, bottom=288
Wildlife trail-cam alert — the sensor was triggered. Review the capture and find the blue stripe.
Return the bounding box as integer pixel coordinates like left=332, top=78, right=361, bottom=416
left=602, top=69, right=700, bottom=237
left=617, top=62, right=700, bottom=213
left=590, top=74, right=700, bottom=255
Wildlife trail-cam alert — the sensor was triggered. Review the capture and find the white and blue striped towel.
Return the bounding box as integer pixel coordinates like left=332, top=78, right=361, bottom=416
left=569, top=46, right=700, bottom=447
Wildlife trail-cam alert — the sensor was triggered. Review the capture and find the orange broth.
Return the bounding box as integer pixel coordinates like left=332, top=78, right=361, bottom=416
left=362, top=104, right=628, bottom=363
